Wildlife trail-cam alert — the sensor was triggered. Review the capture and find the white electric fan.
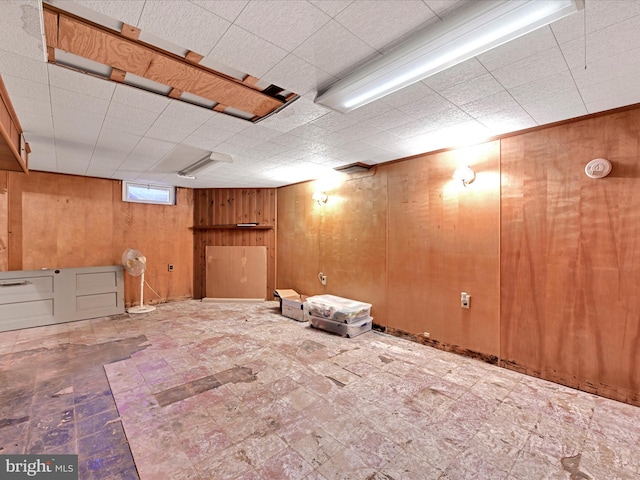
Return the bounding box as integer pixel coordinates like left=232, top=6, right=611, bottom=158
left=122, top=248, right=156, bottom=314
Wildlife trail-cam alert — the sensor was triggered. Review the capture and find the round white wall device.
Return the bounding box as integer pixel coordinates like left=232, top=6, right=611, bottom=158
left=585, top=158, right=612, bottom=179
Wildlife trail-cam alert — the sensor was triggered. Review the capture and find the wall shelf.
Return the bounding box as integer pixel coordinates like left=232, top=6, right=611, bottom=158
left=192, top=224, right=273, bottom=230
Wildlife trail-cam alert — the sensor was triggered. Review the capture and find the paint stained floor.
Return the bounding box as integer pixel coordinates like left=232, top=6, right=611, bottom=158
left=1, top=300, right=639, bottom=479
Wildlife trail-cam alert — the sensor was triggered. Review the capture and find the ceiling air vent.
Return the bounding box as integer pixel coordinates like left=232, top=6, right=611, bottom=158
left=334, top=162, right=373, bottom=174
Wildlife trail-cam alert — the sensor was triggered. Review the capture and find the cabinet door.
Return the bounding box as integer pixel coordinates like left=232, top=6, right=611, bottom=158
left=0, top=271, right=56, bottom=331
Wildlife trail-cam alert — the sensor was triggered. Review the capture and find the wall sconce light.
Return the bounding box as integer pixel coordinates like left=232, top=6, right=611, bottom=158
left=453, top=165, right=476, bottom=187
left=312, top=191, right=328, bottom=206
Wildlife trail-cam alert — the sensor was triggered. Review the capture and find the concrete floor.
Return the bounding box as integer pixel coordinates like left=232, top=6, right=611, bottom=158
left=1, top=300, right=639, bottom=479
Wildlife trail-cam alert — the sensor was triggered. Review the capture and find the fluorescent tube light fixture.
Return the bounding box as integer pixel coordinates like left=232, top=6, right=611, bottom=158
left=315, top=0, right=583, bottom=113
left=177, top=151, right=233, bottom=179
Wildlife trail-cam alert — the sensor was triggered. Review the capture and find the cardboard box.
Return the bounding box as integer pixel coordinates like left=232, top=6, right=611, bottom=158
left=274, top=289, right=307, bottom=322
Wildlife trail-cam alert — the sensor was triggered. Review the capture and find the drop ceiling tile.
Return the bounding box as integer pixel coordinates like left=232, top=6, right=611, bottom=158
left=287, top=123, right=333, bottom=142
left=50, top=86, right=110, bottom=115
left=476, top=107, right=536, bottom=135
left=422, top=57, right=488, bottom=92
left=0, top=49, right=48, bottom=84
left=586, top=90, right=640, bottom=115
left=579, top=75, right=640, bottom=106
left=258, top=97, right=330, bottom=133
left=335, top=1, right=435, bottom=51
left=397, top=92, right=457, bottom=121
left=459, top=91, right=520, bottom=119
left=205, top=25, right=287, bottom=78
left=439, top=73, right=505, bottom=106
left=102, top=114, right=152, bottom=137
left=509, top=71, right=577, bottom=106
left=293, top=20, right=379, bottom=77
left=106, top=101, right=161, bottom=128
left=137, top=1, right=230, bottom=56
left=377, top=82, right=434, bottom=108
left=528, top=104, right=588, bottom=126
left=476, top=27, right=557, bottom=72
left=96, top=127, right=142, bottom=153
left=188, top=1, right=249, bottom=23
left=67, top=0, right=144, bottom=26
left=162, top=100, right=215, bottom=126
left=234, top=0, right=330, bottom=51
left=309, top=0, right=353, bottom=18
left=18, top=111, right=55, bottom=137
left=145, top=124, right=190, bottom=144
left=552, top=0, right=640, bottom=45
left=48, top=65, right=116, bottom=100
left=571, top=47, right=640, bottom=92
left=111, top=85, right=171, bottom=114
left=424, top=0, right=467, bottom=17
left=559, top=15, right=640, bottom=70
left=263, top=53, right=336, bottom=96
left=51, top=103, right=105, bottom=125
left=490, top=47, right=569, bottom=90
left=198, top=113, right=252, bottom=135
left=0, top=0, right=44, bottom=61
left=7, top=95, right=52, bottom=118
left=1, top=74, right=51, bottom=103
left=357, top=108, right=418, bottom=132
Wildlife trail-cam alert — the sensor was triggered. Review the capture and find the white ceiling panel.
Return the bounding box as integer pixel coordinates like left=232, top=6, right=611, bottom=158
left=476, top=26, right=557, bottom=72
left=191, top=1, right=249, bottom=23
left=234, top=0, right=330, bottom=51
left=56, top=0, right=144, bottom=27
left=309, top=0, right=353, bottom=18
left=205, top=25, right=287, bottom=78
left=50, top=86, right=110, bottom=115
left=137, top=1, right=230, bottom=56
left=0, top=49, right=48, bottom=84
left=2, top=74, right=51, bottom=104
left=439, top=73, right=505, bottom=106
left=263, top=53, right=336, bottom=97
left=335, top=1, right=436, bottom=51
left=293, top=20, right=379, bottom=78
left=2, top=0, right=640, bottom=188
left=490, top=47, right=569, bottom=90
left=0, top=0, right=44, bottom=61
left=48, top=65, right=116, bottom=100
left=111, top=85, right=171, bottom=114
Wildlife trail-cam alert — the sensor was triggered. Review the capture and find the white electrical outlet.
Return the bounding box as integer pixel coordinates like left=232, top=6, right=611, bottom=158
left=321, top=275, right=327, bottom=285
left=461, top=292, right=470, bottom=309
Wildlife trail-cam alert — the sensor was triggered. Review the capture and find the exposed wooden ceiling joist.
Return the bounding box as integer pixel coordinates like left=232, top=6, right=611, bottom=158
left=42, top=4, right=295, bottom=121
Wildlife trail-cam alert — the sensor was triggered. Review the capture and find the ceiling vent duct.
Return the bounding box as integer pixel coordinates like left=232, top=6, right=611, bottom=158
left=334, top=162, right=373, bottom=174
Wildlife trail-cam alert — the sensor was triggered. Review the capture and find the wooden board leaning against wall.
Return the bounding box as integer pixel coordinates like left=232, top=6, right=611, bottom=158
left=4, top=171, right=193, bottom=306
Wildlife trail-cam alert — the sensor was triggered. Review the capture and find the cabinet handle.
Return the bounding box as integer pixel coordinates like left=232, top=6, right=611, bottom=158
left=0, top=281, right=30, bottom=287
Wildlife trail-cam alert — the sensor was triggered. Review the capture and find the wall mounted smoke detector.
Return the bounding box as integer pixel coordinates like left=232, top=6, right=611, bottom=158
left=585, top=158, right=612, bottom=179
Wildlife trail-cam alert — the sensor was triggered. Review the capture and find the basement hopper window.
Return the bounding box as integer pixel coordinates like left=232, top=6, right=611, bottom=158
left=122, top=181, right=175, bottom=206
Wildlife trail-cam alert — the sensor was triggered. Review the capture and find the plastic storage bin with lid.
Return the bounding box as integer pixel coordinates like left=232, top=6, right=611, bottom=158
left=304, top=294, right=372, bottom=324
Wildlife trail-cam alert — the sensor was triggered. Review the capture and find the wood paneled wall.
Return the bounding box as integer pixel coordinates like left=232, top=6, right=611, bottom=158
left=500, top=108, right=640, bottom=405
left=386, top=142, right=501, bottom=356
left=3, top=171, right=193, bottom=306
left=277, top=172, right=388, bottom=322
left=277, top=142, right=501, bottom=356
left=193, top=188, right=276, bottom=300
left=0, top=172, right=8, bottom=271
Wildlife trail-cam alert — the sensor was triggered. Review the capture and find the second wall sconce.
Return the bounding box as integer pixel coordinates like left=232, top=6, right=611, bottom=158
left=453, top=165, right=476, bottom=187
left=312, top=191, right=328, bottom=206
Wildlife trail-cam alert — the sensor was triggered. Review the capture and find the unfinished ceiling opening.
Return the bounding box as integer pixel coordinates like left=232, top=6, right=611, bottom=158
left=41, top=1, right=299, bottom=123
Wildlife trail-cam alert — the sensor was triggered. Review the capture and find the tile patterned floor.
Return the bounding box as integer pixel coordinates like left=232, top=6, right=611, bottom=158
left=1, top=300, right=640, bottom=479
